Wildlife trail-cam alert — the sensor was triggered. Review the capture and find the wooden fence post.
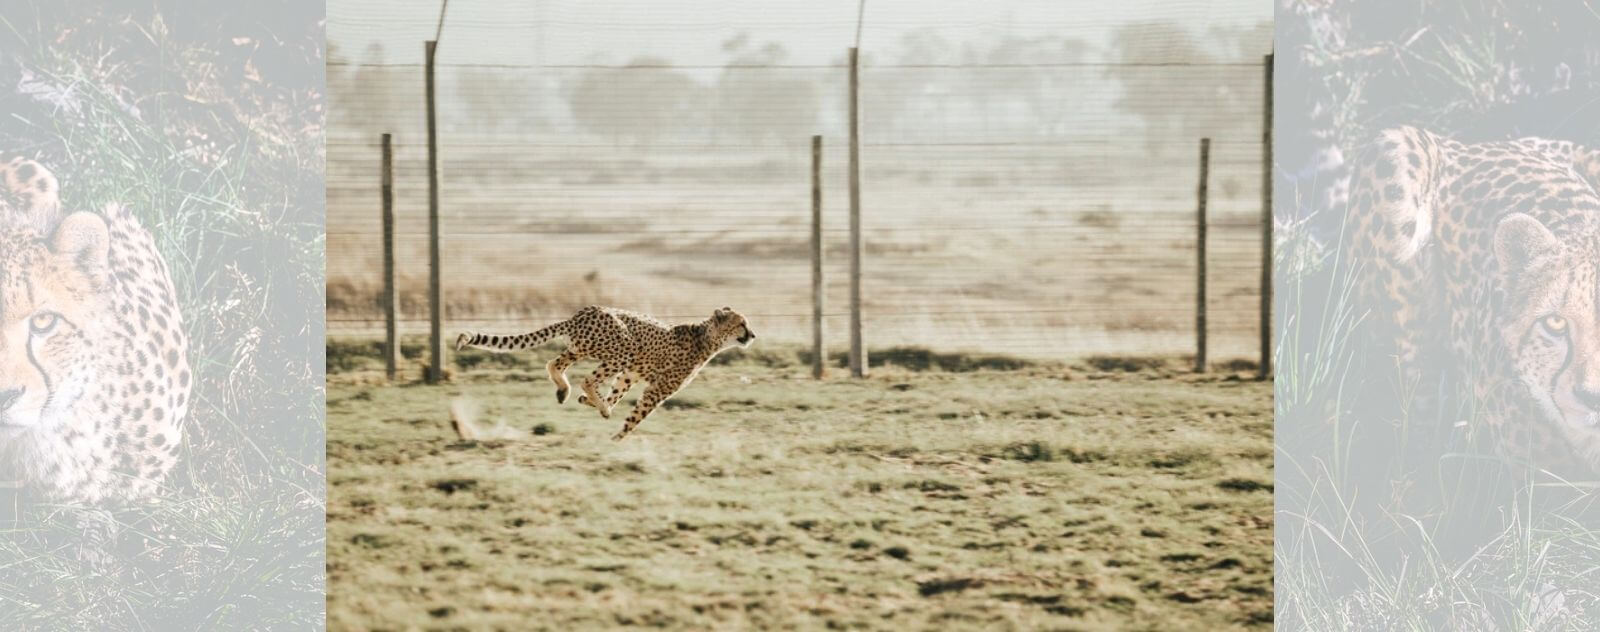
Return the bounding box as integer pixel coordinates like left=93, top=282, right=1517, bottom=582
left=1259, top=52, right=1274, bottom=381
left=812, top=135, right=825, bottom=379
left=381, top=133, right=399, bottom=381
left=425, top=40, right=443, bottom=384
left=848, top=47, right=866, bottom=378
left=1196, top=138, right=1210, bottom=374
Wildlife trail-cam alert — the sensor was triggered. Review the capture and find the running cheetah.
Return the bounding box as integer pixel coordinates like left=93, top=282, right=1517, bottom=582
left=455, top=306, right=755, bottom=441
left=1343, top=126, right=1600, bottom=474
left=0, top=155, right=191, bottom=503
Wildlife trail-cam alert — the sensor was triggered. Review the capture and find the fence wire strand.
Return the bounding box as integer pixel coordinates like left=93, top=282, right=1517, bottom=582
left=328, top=3, right=1272, bottom=360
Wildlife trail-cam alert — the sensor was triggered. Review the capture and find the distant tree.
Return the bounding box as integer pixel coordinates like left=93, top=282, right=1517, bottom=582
left=856, top=30, right=1093, bottom=141
left=966, top=35, right=1093, bottom=137
left=715, top=37, right=819, bottom=145
left=328, top=41, right=392, bottom=136
left=566, top=56, right=703, bottom=144
left=1210, top=20, right=1273, bottom=62
left=1105, top=21, right=1266, bottom=154
left=865, top=30, right=956, bottom=139
left=329, top=42, right=420, bottom=137
left=449, top=67, right=538, bottom=135
left=327, top=40, right=356, bottom=132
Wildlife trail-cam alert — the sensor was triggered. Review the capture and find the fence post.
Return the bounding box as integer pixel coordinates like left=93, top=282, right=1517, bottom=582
left=1196, top=138, right=1210, bottom=374
left=848, top=47, right=866, bottom=378
left=381, top=133, right=399, bottom=381
left=425, top=40, right=443, bottom=384
left=1259, top=52, right=1274, bottom=381
left=811, top=135, right=825, bottom=379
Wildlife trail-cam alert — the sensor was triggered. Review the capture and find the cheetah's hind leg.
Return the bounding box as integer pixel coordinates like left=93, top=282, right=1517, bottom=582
left=580, top=362, right=624, bottom=419
left=547, top=350, right=580, bottom=404
left=580, top=370, right=637, bottom=410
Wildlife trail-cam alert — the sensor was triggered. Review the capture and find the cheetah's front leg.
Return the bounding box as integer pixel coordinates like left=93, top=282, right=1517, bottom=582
left=611, top=382, right=678, bottom=441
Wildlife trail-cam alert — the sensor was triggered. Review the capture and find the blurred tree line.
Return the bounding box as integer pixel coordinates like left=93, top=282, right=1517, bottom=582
left=327, top=20, right=1271, bottom=149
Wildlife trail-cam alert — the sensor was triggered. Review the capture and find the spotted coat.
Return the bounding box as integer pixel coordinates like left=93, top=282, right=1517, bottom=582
left=1343, top=126, right=1600, bottom=475
left=0, top=157, right=191, bottom=503
left=456, top=305, right=755, bottom=441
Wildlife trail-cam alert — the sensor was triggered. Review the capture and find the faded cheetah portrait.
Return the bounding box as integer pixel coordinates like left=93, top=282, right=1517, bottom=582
left=455, top=305, right=755, bottom=441
left=1343, top=126, right=1600, bottom=475
left=0, top=156, right=191, bottom=503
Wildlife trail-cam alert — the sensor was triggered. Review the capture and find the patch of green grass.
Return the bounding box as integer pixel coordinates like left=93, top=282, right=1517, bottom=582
left=1084, top=354, right=1172, bottom=373
left=1216, top=478, right=1271, bottom=493
left=327, top=344, right=1273, bottom=629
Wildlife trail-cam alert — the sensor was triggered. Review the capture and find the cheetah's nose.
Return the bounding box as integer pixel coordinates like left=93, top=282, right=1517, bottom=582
left=0, top=387, right=24, bottom=412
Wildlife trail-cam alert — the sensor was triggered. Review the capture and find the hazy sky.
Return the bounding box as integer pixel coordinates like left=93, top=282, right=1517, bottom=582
left=329, top=0, right=1272, bottom=66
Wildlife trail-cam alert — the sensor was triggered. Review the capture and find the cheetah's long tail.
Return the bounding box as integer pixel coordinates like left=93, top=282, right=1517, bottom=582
left=455, top=320, right=570, bottom=353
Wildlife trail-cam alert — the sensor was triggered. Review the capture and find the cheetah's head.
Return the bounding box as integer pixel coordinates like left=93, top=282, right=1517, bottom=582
left=1493, top=213, right=1600, bottom=455
left=0, top=212, right=112, bottom=432
left=710, top=306, right=755, bottom=349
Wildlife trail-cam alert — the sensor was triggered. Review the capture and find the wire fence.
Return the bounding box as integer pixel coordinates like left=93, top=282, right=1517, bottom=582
left=327, top=5, right=1272, bottom=362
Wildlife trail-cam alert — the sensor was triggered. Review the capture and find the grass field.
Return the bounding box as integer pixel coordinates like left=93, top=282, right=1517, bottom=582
left=327, top=340, right=1272, bottom=630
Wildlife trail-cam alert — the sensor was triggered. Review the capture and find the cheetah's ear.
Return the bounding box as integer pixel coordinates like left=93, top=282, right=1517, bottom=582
left=50, top=211, right=111, bottom=281
left=1493, top=213, right=1559, bottom=273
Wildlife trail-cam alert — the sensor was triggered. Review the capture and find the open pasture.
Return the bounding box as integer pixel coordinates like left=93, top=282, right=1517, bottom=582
left=327, top=342, right=1272, bottom=630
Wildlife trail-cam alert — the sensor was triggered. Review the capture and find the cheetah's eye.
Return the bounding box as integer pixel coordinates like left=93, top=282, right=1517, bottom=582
left=29, top=312, right=60, bottom=335
left=1540, top=314, right=1568, bottom=336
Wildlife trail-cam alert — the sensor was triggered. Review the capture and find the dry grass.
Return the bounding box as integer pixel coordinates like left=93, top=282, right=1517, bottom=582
left=327, top=340, right=1272, bottom=630
left=325, top=145, right=1269, bottom=361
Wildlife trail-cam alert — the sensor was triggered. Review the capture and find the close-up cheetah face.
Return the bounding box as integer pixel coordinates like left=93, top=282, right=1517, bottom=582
left=713, top=306, right=756, bottom=348
left=1493, top=213, right=1600, bottom=455
left=0, top=214, right=111, bottom=432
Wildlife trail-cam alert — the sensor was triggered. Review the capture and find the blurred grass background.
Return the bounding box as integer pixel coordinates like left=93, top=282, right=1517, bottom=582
left=0, top=1, right=324, bottom=627
left=1274, top=0, right=1600, bottom=628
